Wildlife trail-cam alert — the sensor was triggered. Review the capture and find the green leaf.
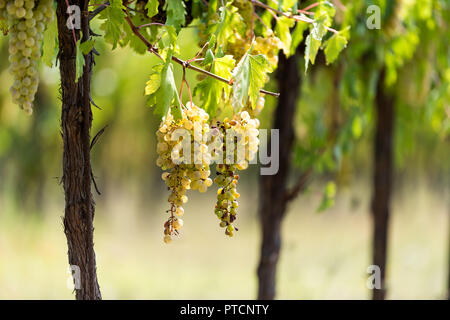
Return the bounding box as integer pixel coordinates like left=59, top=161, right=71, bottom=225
left=275, top=16, right=295, bottom=56
left=157, top=25, right=179, bottom=57
left=145, top=64, right=164, bottom=95
left=165, top=0, right=186, bottom=31
left=145, top=0, right=159, bottom=18
left=311, top=14, right=328, bottom=40
left=80, top=39, right=95, bottom=55
left=42, top=17, right=58, bottom=67
left=317, top=181, right=336, bottom=212
left=123, top=22, right=149, bottom=54
left=212, top=4, right=245, bottom=53
left=324, top=31, right=348, bottom=65
left=304, top=12, right=329, bottom=72
left=280, top=0, right=297, bottom=11
left=75, top=40, right=85, bottom=83
left=351, top=116, right=362, bottom=138
left=100, top=0, right=125, bottom=49
left=304, top=34, right=321, bottom=73
left=232, top=51, right=271, bottom=110
left=202, top=49, right=215, bottom=66
left=145, top=53, right=182, bottom=120
left=195, top=54, right=235, bottom=116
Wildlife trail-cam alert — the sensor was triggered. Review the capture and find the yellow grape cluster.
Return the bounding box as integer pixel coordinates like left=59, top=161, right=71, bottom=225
left=156, top=102, right=213, bottom=243
left=252, top=35, right=282, bottom=69
left=157, top=106, right=260, bottom=242
left=233, top=0, right=254, bottom=24
left=0, top=0, right=54, bottom=115
left=213, top=111, right=260, bottom=237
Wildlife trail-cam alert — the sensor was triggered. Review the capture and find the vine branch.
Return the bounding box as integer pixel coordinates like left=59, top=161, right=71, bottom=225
left=123, top=9, right=280, bottom=97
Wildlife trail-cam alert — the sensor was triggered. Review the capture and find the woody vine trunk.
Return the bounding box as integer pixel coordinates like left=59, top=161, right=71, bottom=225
left=56, top=0, right=101, bottom=299
left=257, top=52, right=301, bottom=300
left=371, top=69, right=395, bottom=300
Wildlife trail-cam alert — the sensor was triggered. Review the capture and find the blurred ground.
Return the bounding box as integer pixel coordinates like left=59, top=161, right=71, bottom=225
left=0, top=177, right=447, bottom=299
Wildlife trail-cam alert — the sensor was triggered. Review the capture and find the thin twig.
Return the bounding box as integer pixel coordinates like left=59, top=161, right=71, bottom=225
left=284, top=170, right=313, bottom=202
left=137, top=22, right=166, bottom=29
left=91, top=170, right=102, bottom=195
left=301, top=2, right=320, bottom=12
left=90, top=125, right=108, bottom=150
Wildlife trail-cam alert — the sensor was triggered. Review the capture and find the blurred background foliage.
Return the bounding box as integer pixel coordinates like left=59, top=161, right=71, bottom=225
left=0, top=0, right=449, bottom=299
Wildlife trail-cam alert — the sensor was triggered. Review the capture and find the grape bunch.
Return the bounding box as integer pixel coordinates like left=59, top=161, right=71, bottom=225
left=252, top=35, right=282, bottom=69
left=156, top=102, right=213, bottom=243
left=233, top=0, right=254, bottom=24
left=213, top=111, right=260, bottom=236
left=0, top=0, right=54, bottom=115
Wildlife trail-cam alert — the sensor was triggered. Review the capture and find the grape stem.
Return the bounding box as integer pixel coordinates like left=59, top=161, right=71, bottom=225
left=123, top=8, right=281, bottom=97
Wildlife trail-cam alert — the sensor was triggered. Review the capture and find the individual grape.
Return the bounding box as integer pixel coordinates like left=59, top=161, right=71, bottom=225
left=163, top=235, right=172, bottom=244
left=1, top=0, right=55, bottom=114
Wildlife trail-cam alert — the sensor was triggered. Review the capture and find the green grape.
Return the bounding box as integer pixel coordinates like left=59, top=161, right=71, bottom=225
left=1, top=0, right=54, bottom=115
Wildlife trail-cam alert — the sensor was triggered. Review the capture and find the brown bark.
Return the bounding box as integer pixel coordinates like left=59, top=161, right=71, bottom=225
left=447, top=193, right=450, bottom=300
left=257, top=52, right=301, bottom=300
left=56, top=0, right=101, bottom=299
left=371, top=69, right=395, bottom=300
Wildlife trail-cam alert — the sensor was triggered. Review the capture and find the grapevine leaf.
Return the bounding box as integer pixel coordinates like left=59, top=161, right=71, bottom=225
left=275, top=16, right=295, bottom=56
left=317, top=181, right=336, bottom=212
left=304, top=34, right=321, bottom=73
left=145, top=64, right=164, bottom=96
left=195, top=54, right=235, bottom=116
left=232, top=52, right=271, bottom=110
left=304, top=13, right=328, bottom=72
left=42, top=17, right=58, bottom=67
left=157, top=25, right=179, bottom=58
left=123, top=22, right=149, bottom=54
left=145, top=0, right=159, bottom=18
left=165, top=0, right=186, bottom=32
left=100, top=0, right=125, bottom=49
left=311, top=12, right=329, bottom=41
left=212, top=4, right=245, bottom=52
left=324, top=31, right=348, bottom=65
left=280, top=0, right=297, bottom=11
left=202, top=49, right=215, bottom=66
left=75, top=40, right=85, bottom=83
left=80, top=40, right=95, bottom=55
left=146, top=53, right=182, bottom=120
